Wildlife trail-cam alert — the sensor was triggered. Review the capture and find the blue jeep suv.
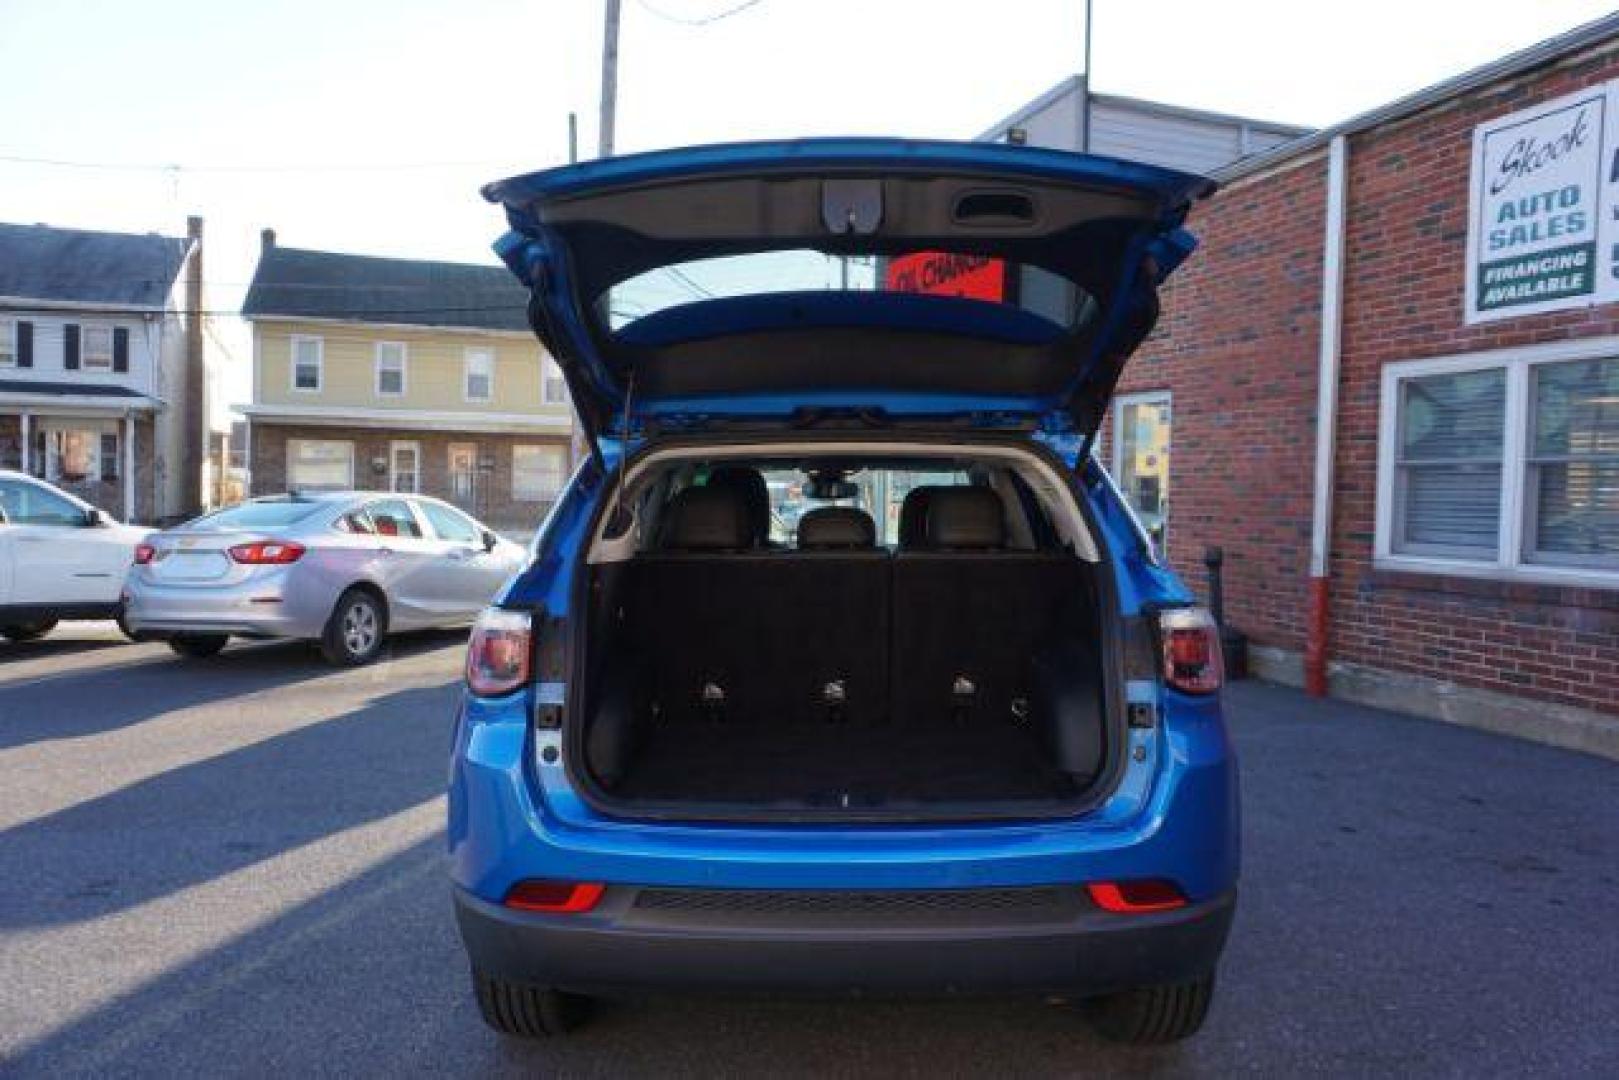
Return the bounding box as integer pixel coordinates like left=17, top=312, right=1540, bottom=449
left=450, top=139, right=1237, bottom=1044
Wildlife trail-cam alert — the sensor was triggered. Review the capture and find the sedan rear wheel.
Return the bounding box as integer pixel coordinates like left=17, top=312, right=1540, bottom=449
left=0, top=619, right=58, bottom=642
left=321, top=588, right=386, bottom=666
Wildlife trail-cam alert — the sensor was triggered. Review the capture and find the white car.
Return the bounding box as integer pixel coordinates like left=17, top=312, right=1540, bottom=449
left=0, top=470, right=149, bottom=641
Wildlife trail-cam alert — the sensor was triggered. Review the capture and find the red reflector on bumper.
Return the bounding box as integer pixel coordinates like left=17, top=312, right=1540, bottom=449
left=503, top=881, right=606, bottom=914
left=1086, top=880, right=1187, bottom=914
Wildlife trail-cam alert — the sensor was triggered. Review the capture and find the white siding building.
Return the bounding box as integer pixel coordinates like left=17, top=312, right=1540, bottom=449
left=978, top=76, right=1308, bottom=173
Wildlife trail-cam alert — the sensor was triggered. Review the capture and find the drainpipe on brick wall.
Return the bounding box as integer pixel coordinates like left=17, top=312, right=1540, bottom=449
left=1306, top=135, right=1349, bottom=697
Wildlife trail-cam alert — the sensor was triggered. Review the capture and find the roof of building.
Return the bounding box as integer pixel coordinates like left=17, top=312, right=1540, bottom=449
left=0, top=223, right=191, bottom=310
left=1213, top=12, right=1619, bottom=182
left=0, top=379, right=150, bottom=398
left=977, top=76, right=1313, bottom=144
left=241, top=244, right=529, bottom=332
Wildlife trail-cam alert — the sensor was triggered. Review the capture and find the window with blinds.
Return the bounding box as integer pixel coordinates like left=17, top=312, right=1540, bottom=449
left=1527, top=358, right=1619, bottom=567
left=1381, top=349, right=1619, bottom=580
left=1393, top=368, right=1505, bottom=557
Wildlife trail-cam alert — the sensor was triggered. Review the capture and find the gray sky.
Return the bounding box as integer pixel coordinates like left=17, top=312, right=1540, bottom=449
left=2, top=0, right=1615, bottom=421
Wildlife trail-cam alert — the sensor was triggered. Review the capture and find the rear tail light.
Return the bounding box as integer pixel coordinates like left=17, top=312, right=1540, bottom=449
left=1158, top=607, right=1224, bottom=694
left=133, top=543, right=156, bottom=565
left=466, top=607, right=532, bottom=697
left=504, top=880, right=605, bottom=914
left=228, top=540, right=306, bottom=565
left=1087, top=879, right=1187, bottom=914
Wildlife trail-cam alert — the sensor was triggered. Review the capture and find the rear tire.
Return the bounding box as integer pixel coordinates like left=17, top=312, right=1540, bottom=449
left=471, top=968, right=592, bottom=1038
left=320, top=588, right=386, bottom=666
left=169, top=634, right=229, bottom=659
left=0, top=619, right=57, bottom=642
left=1084, top=973, right=1215, bottom=1045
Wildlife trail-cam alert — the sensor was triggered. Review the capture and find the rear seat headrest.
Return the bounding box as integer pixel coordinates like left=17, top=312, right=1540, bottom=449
left=897, top=486, right=943, bottom=549
left=796, top=506, right=876, bottom=550
left=923, top=487, right=1006, bottom=550
left=659, top=486, right=753, bottom=551
left=706, top=466, right=770, bottom=546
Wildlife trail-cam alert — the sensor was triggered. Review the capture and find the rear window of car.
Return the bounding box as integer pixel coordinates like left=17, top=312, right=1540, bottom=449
left=188, top=500, right=324, bottom=529
left=602, top=248, right=1098, bottom=333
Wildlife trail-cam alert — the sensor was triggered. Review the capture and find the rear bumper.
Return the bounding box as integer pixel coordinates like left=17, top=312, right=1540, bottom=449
left=123, top=575, right=324, bottom=639
left=454, top=885, right=1235, bottom=997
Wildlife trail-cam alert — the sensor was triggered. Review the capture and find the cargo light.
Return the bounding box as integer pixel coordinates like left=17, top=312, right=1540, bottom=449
left=1086, top=880, right=1187, bottom=914
left=133, top=543, right=156, bottom=565
left=228, top=540, right=306, bottom=565
left=504, top=880, right=605, bottom=914
left=465, top=607, right=532, bottom=697
left=1158, top=607, right=1224, bottom=694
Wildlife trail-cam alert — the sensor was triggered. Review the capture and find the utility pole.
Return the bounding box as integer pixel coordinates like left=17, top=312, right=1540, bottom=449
left=599, top=0, right=621, bottom=158
left=1079, top=0, right=1093, bottom=152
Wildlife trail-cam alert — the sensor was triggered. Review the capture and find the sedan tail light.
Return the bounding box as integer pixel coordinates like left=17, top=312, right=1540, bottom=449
left=133, top=543, right=156, bottom=565
left=228, top=540, right=306, bottom=565
left=466, top=607, right=533, bottom=697
left=1159, top=607, right=1224, bottom=694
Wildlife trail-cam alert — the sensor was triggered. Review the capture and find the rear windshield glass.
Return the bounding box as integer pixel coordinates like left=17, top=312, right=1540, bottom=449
left=187, top=500, right=325, bottom=529
left=603, top=249, right=1097, bottom=332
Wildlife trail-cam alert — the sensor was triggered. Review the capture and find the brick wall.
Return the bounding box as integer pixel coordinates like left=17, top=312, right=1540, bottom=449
left=1111, top=41, right=1619, bottom=716
left=251, top=423, right=570, bottom=533
left=1113, top=155, right=1329, bottom=655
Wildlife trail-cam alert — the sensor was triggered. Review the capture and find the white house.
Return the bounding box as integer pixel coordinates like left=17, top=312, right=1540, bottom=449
left=0, top=219, right=206, bottom=523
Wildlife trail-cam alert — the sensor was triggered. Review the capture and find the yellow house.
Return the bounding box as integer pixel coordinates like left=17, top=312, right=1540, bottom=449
left=237, top=231, right=573, bottom=530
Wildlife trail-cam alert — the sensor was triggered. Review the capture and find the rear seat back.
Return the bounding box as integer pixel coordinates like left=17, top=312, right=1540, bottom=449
left=890, top=488, right=1077, bottom=726
left=632, top=489, right=888, bottom=725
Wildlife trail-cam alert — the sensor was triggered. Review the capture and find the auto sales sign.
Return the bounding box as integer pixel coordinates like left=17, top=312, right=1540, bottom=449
left=1465, top=83, right=1619, bottom=322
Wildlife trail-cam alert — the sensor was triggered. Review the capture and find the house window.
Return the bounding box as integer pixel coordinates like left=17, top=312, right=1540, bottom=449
left=292, top=336, right=323, bottom=391
left=43, top=426, right=116, bottom=485
left=513, top=444, right=566, bottom=501
left=83, top=325, right=114, bottom=371
left=286, top=439, right=353, bottom=490
left=0, top=318, right=14, bottom=367
left=1378, top=344, right=1619, bottom=582
left=1112, top=392, right=1172, bottom=551
left=542, top=356, right=568, bottom=405
left=465, top=347, right=494, bottom=402
left=375, top=342, right=406, bottom=396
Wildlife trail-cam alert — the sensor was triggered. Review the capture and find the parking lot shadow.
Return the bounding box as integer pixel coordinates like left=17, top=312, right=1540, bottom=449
left=0, top=675, right=460, bottom=931
left=0, top=629, right=465, bottom=752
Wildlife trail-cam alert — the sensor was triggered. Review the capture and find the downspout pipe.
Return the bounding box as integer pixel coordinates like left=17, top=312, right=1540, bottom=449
left=1306, top=134, right=1349, bottom=696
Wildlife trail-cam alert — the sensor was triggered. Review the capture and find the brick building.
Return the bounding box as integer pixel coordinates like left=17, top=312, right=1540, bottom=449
left=1103, top=17, right=1619, bottom=754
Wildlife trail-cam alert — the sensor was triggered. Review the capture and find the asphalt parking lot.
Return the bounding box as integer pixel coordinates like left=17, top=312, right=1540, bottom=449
left=1, top=624, right=1615, bottom=1077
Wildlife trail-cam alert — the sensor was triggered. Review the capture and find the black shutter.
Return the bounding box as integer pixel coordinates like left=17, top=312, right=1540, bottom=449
left=113, top=327, right=129, bottom=372
left=64, top=323, right=80, bottom=370
left=15, top=321, right=32, bottom=367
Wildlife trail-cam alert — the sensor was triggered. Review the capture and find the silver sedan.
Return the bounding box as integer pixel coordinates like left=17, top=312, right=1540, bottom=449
left=124, top=491, right=528, bottom=664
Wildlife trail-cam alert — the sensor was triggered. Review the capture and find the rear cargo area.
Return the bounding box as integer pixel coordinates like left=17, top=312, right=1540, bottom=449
left=579, top=510, right=1110, bottom=816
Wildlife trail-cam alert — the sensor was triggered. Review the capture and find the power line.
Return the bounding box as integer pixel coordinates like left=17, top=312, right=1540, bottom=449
left=632, top=0, right=765, bottom=27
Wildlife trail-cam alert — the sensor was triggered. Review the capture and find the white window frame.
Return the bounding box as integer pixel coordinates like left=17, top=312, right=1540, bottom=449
left=1111, top=390, right=1172, bottom=551
left=389, top=440, right=420, bottom=493
left=542, top=355, right=568, bottom=405
left=374, top=341, right=407, bottom=397
left=512, top=443, right=565, bottom=502
left=286, top=438, right=353, bottom=490
left=0, top=318, right=15, bottom=367
left=1376, top=336, right=1619, bottom=588
left=290, top=335, right=324, bottom=393
left=82, top=323, right=114, bottom=371
left=464, top=346, right=494, bottom=402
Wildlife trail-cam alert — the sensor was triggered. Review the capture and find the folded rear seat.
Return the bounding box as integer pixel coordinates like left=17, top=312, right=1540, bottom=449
left=890, top=487, right=1080, bottom=729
